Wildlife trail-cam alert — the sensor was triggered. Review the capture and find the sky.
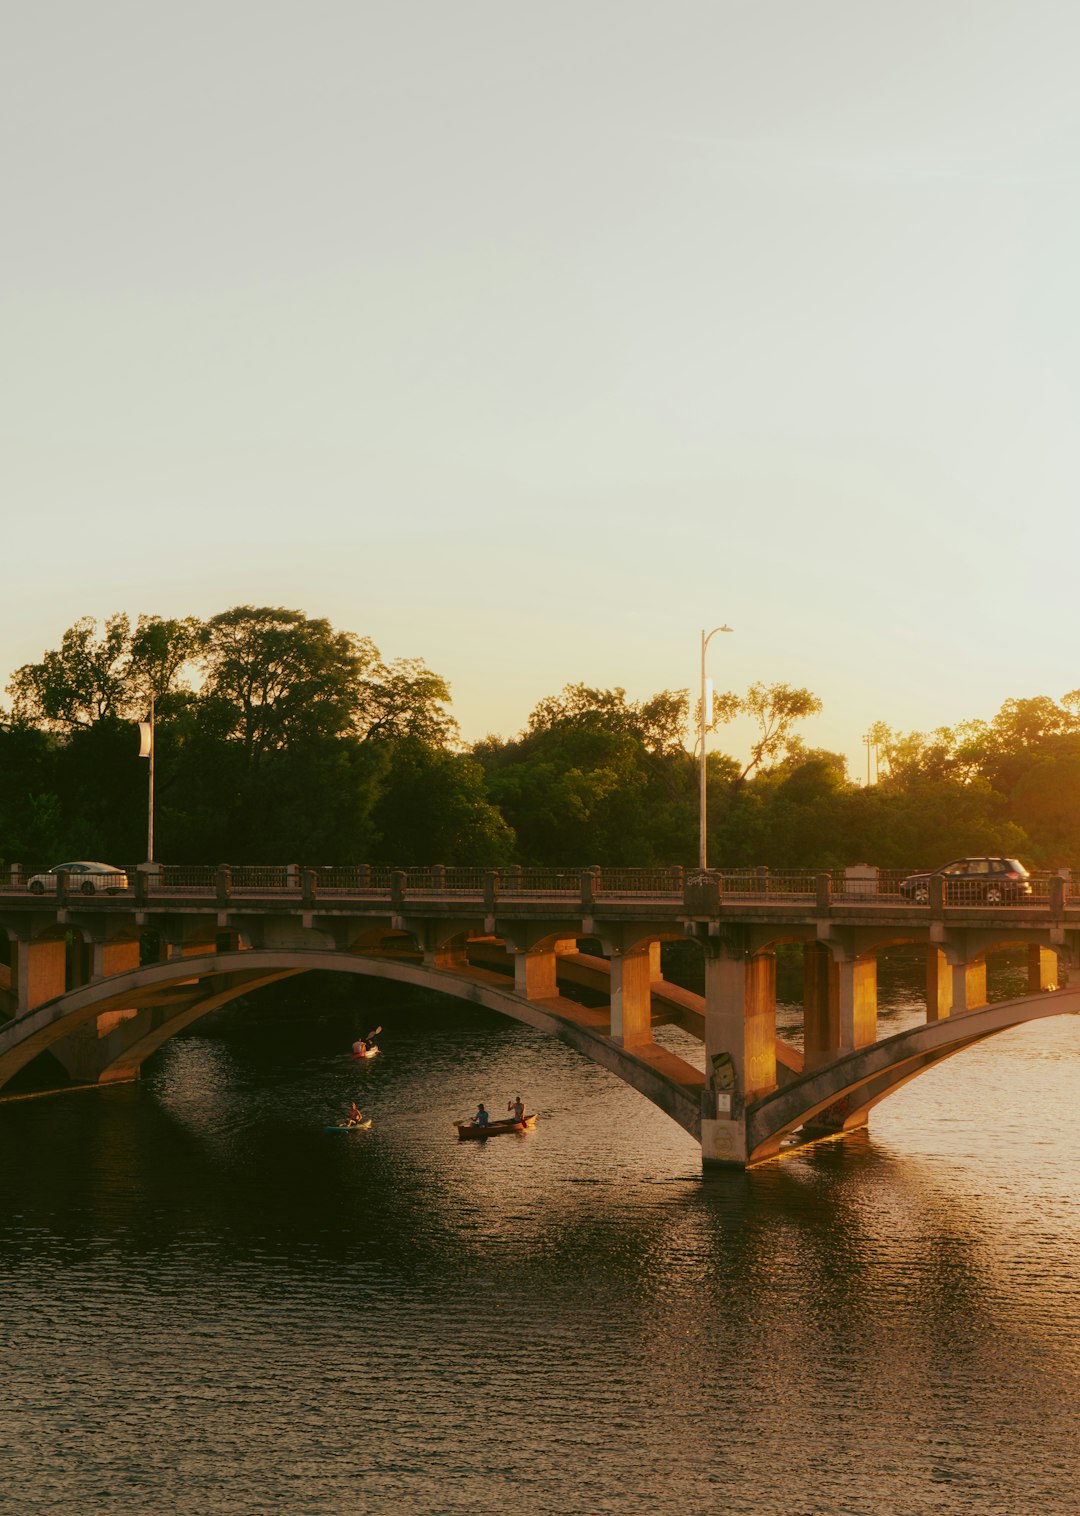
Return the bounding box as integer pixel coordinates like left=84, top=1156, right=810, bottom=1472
left=4, top=1, right=1080, bottom=775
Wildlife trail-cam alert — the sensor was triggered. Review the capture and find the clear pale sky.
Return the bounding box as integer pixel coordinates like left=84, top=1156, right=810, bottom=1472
left=4, top=2, right=1079, bottom=774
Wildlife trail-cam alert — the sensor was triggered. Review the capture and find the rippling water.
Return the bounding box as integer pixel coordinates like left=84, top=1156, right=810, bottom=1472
left=4, top=973, right=1080, bottom=1514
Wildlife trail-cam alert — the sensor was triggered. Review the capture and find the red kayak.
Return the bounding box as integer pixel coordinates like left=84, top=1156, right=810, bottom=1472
left=455, top=1115, right=537, bottom=1140
left=350, top=1048, right=379, bottom=1060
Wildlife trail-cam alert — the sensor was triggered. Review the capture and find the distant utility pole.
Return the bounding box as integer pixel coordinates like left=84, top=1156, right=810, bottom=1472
left=861, top=730, right=878, bottom=786
left=138, top=697, right=155, bottom=861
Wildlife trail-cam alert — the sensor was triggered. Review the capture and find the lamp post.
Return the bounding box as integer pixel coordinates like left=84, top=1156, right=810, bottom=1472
left=138, top=697, right=155, bottom=863
left=699, top=624, right=733, bottom=870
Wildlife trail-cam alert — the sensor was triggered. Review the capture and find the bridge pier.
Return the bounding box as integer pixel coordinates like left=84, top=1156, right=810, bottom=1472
left=803, top=943, right=838, bottom=1071
left=11, top=936, right=66, bottom=1017
left=926, top=948, right=952, bottom=1021
left=608, top=943, right=659, bottom=1048
left=700, top=940, right=778, bottom=1166
left=837, top=954, right=877, bottom=1052
left=1029, top=945, right=1058, bottom=992
left=949, top=956, right=987, bottom=1013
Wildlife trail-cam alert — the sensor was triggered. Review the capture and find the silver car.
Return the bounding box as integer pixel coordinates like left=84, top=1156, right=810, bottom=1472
left=26, top=862, right=130, bottom=896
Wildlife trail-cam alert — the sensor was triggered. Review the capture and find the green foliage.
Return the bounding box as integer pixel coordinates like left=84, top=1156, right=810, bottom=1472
left=3, top=610, right=1080, bottom=872
left=709, top=681, right=824, bottom=780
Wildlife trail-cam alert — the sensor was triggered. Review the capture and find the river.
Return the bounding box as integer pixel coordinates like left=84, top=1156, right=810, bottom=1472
left=3, top=968, right=1080, bottom=1514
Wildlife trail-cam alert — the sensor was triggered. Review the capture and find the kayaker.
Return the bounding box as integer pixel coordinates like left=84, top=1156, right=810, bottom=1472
left=473, top=1103, right=490, bottom=1127
left=508, top=1096, right=526, bottom=1124
left=352, top=1037, right=367, bottom=1056
left=346, top=1102, right=364, bottom=1126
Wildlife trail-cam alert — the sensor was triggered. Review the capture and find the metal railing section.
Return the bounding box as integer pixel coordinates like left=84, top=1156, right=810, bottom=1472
left=0, top=863, right=1074, bottom=911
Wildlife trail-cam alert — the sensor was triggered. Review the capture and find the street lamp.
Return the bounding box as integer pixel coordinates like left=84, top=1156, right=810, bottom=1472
left=699, top=624, right=733, bottom=870
left=138, top=696, right=155, bottom=863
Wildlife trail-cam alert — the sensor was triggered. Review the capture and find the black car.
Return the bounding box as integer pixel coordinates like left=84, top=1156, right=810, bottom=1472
left=899, top=856, right=1032, bottom=905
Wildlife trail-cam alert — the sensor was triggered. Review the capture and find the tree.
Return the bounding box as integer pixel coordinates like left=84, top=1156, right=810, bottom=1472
left=197, top=607, right=376, bottom=765
left=128, top=616, right=203, bottom=707
left=7, top=614, right=202, bottom=731
left=197, top=607, right=457, bottom=766
left=711, top=682, right=823, bottom=782
left=369, top=741, right=514, bottom=864
left=359, top=656, right=457, bottom=746
left=9, top=615, right=134, bottom=729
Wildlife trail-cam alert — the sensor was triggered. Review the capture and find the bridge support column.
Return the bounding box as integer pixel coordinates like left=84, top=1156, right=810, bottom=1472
left=837, top=954, right=877, bottom=1053
left=803, top=943, right=839, bottom=1071
left=926, top=948, right=952, bottom=1021
left=12, top=938, right=66, bottom=1016
left=42, top=937, right=147, bottom=1085
left=609, top=947, right=654, bottom=1048
left=514, top=949, right=558, bottom=1001
left=950, top=957, right=987, bottom=1013
left=1028, top=946, right=1058, bottom=992
left=700, top=944, right=777, bottom=1166
left=87, top=939, right=143, bottom=1039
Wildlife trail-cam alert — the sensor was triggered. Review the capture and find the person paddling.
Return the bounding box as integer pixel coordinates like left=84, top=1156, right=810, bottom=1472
left=346, top=1101, right=365, bottom=1127
left=473, top=1103, right=490, bottom=1127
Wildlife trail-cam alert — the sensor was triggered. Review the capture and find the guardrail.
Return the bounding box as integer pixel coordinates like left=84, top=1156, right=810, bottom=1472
left=0, top=864, right=1073, bottom=915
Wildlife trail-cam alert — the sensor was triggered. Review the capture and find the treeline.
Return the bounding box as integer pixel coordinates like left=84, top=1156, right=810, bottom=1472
left=1, top=607, right=1077, bottom=870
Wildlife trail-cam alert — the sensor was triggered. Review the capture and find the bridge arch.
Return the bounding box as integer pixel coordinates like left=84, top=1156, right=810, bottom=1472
left=0, top=948, right=705, bottom=1139
left=746, top=986, right=1080, bottom=1161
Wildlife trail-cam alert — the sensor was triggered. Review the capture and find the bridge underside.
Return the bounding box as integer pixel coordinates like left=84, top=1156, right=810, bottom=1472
left=1, top=923, right=1076, bottom=1167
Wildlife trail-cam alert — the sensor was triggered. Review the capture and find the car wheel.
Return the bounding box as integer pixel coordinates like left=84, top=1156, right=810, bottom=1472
left=80, top=880, right=96, bottom=895
left=107, top=888, right=120, bottom=896
left=914, top=884, right=929, bottom=904
left=28, top=880, right=45, bottom=895
left=985, top=885, right=1003, bottom=905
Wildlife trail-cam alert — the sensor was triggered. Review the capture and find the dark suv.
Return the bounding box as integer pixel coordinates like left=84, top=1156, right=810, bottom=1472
left=899, top=857, right=1032, bottom=905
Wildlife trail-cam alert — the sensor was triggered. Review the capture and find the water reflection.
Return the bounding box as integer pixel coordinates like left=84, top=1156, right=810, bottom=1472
left=3, top=989, right=1080, bottom=1514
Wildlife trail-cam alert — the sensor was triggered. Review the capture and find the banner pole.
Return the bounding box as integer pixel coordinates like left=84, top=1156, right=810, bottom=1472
left=147, top=695, right=155, bottom=864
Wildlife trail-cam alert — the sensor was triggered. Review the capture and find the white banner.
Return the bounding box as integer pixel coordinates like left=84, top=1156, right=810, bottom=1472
left=138, top=721, right=152, bottom=758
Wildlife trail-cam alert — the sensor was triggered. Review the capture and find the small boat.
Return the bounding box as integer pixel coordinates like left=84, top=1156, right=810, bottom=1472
left=454, top=1115, right=537, bottom=1140
left=350, top=1048, right=379, bottom=1060
left=324, top=1120, right=372, bottom=1132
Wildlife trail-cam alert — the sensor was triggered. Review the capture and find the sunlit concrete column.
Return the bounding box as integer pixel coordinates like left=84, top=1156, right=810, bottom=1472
left=1028, top=945, right=1058, bottom=992
left=87, top=939, right=144, bottom=1040
left=167, top=938, right=212, bottom=961
left=837, top=954, right=877, bottom=1053
left=700, top=943, right=776, bottom=1166
left=514, top=948, right=558, bottom=1001
left=609, top=947, right=653, bottom=1048
left=12, top=938, right=66, bottom=1015
left=803, top=942, right=839, bottom=1070
left=950, top=956, right=987, bottom=1013
left=424, top=942, right=469, bottom=970
left=926, top=947, right=952, bottom=1022
left=702, top=946, right=777, bottom=1100
left=91, top=939, right=142, bottom=982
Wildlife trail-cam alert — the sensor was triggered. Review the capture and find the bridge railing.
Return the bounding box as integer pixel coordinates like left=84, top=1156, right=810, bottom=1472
left=157, top=866, right=217, bottom=893
left=1, top=862, right=1075, bottom=912
left=593, top=868, right=683, bottom=899
left=316, top=866, right=395, bottom=893
left=718, top=870, right=819, bottom=899
left=497, top=869, right=579, bottom=899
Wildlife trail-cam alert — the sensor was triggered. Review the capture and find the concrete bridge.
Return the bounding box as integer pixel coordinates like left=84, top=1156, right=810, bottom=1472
left=1, top=863, right=1078, bottom=1166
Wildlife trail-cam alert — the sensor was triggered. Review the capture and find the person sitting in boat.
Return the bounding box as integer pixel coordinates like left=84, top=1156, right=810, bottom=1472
left=352, top=1037, right=367, bottom=1056
left=473, top=1103, right=490, bottom=1127
left=508, top=1096, right=526, bottom=1125
left=346, top=1102, right=365, bottom=1127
